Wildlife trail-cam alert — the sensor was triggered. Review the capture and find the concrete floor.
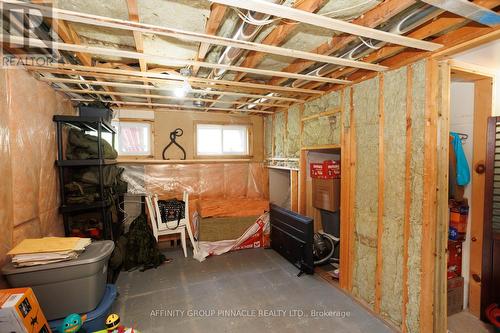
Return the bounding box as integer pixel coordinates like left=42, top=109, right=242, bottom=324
left=448, top=311, right=495, bottom=333
left=113, top=248, right=394, bottom=332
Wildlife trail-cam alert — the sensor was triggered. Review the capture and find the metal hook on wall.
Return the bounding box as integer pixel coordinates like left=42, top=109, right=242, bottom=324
left=162, top=128, right=186, bottom=160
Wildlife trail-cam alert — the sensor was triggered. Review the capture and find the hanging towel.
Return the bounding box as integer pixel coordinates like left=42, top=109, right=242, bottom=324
left=450, top=132, right=471, bottom=186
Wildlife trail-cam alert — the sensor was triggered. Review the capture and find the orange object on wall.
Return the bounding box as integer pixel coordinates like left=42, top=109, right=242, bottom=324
left=197, top=198, right=269, bottom=218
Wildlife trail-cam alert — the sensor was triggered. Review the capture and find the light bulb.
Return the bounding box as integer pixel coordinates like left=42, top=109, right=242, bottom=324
left=173, top=79, right=191, bottom=98
left=173, top=86, right=186, bottom=98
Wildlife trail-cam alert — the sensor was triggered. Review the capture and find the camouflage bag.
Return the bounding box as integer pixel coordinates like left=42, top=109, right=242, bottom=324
left=124, top=214, right=166, bottom=271
left=66, top=129, right=118, bottom=160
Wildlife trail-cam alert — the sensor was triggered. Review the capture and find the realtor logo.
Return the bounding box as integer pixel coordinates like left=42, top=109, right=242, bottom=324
left=0, top=1, right=59, bottom=68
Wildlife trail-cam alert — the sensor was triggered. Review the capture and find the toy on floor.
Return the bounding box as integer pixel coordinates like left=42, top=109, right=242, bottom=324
left=61, top=313, right=87, bottom=333
left=92, top=313, right=137, bottom=333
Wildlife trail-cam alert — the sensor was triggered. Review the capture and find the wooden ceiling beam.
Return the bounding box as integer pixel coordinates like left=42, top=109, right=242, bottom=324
left=194, top=3, right=227, bottom=75
left=267, top=0, right=418, bottom=87
left=54, top=87, right=290, bottom=109
left=305, top=0, right=500, bottom=91
left=27, top=66, right=312, bottom=96
left=71, top=99, right=274, bottom=114
left=39, top=76, right=305, bottom=102
left=126, top=0, right=152, bottom=106
left=52, top=19, right=92, bottom=66
left=50, top=17, right=121, bottom=102
left=210, top=0, right=442, bottom=51
left=233, top=0, right=327, bottom=82
left=421, top=0, right=500, bottom=26
left=1, top=0, right=386, bottom=72
left=1, top=35, right=354, bottom=84
left=25, top=63, right=323, bottom=95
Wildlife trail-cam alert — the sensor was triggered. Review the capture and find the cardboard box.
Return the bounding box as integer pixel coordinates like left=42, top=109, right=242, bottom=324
left=310, top=160, right=341, bottom=179
left=0, top=287, right=51, bottom=333
left=449, top=199, right=469, bottom=241
left=447, top=240, right=462, bottom=279
left=312, top=178, right=340, bottom=212
left=447, top=276, right=464, bottom=316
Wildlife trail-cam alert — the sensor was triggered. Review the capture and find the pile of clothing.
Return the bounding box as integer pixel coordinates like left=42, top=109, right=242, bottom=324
left=64, top=129, right=127, bottom=205
left=8, top=237, right=91, bottom=267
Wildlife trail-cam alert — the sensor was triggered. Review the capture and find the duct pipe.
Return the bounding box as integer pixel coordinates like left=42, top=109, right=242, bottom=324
left=210, top=0, right=284, bottom=80
left=290, top=4, right=443, bottom=88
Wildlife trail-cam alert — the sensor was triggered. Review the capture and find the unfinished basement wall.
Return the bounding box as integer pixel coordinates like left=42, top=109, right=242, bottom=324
left=0, top=69, right=75, bottom=287
left=153, top=111, right=264, bottom=160
left=265, top=60, right=429, bottom=332
left=263, top=90, right=342, bottom=169
left=351, top=75, right=380, bottom=307
left=348, top=61, right=427, bottom=331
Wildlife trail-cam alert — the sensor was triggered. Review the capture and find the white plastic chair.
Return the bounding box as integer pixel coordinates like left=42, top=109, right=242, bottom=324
left=145, top=192, right=198, bottom=257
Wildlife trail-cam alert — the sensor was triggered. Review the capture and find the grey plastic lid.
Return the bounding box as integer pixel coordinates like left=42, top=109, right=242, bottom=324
left=1, top=240, right=115, bottom=275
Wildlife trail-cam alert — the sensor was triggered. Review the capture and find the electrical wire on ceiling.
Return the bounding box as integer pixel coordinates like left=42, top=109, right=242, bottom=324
left=233, top=7, right=280, bottom=26
left=358, top=36, right=381, bottom=50
left=321, top=0, right=380, bottom=18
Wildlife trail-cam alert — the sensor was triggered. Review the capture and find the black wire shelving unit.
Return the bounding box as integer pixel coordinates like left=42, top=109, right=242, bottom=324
left=53, top=115, right=118, bottom=240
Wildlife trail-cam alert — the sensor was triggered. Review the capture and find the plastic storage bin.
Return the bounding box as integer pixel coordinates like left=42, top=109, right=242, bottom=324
left=49, top=284, right=117, bottom=333
left=2, top=240, right=114, bottom=320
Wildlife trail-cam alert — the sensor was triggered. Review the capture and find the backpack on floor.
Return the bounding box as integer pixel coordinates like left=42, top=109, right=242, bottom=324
left=124, top=214, right=166, bottom=271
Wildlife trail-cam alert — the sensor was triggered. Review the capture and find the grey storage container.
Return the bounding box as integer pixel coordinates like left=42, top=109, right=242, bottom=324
left=2, top=240, right=114, bottom=320
left=78, top=105, right=113, bottom=123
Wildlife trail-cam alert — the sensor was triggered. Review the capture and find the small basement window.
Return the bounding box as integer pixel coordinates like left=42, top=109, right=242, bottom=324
left=196, top=123, right=250, bottom=157
left=114, top=121, right=153, bottom=157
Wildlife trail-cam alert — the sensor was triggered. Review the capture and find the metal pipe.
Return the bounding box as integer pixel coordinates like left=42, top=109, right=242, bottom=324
left=210, top=0, right=283, bottom=80
left=290, top=4, right=443, bottom=88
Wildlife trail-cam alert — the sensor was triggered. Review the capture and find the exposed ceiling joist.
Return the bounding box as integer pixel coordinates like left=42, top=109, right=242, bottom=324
left=209, top=0, right=442, bottom=51
left=71, top=99, right=275, bottom=114
left=53, top=20, right=91, bottom=66
left=25, top=63, right=323, bottom=95
left=49, top=15, right=121, bottom=102
left=1, top=35, right=353, bottom=84
left=308, top=0, right=500, bottom=91
left=194, top=3, right=227, bottom=74
left=55, top=88, right=290, bottom=109
left=233, top=0, right=327, bottom=82
left=268, top=0, right=418, bottom=87
left=1, top=0, right=386, bottom=72
left=39, top=76, right=305, bottom=102
left=421, top=0, right=500, bottom=26
left=126, top=0, right=151, bottom=106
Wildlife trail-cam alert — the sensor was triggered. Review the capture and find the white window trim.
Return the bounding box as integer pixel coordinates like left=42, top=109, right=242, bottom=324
left=194, top=122, right=253, bottom=159
left=114, top=119, right=154, bottom=158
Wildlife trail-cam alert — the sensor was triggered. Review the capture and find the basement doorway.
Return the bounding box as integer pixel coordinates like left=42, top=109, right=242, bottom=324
left=298, top=145, right=343, bottom=287
left=437, top=60, right=495, bottom=333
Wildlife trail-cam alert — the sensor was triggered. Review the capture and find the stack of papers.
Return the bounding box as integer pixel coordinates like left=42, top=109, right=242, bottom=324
left=8, top=237, right=91, bottom=267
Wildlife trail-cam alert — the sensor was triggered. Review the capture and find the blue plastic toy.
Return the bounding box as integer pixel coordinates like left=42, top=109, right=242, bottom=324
left=61, top=313, right=87, bottom=333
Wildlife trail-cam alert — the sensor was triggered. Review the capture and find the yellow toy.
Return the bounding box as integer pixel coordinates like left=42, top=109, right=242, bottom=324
left=95, top=314, right=138, bottom=333
left=106, top=314, right=120, bottom=331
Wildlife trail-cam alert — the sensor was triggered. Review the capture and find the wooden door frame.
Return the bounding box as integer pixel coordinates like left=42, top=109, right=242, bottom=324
left=436, top=59, right=495, bottom=331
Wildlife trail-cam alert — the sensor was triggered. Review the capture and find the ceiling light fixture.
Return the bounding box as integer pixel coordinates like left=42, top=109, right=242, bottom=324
left=173, top=68, right=192, bottom=98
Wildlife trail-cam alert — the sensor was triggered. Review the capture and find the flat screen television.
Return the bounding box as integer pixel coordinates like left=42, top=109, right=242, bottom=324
left=269, top=204, right=314, bottom=275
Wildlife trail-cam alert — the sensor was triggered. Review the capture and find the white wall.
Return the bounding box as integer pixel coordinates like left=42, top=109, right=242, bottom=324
left=453, top=40, right=500, bottom=116
left=450, top=81, right=474, bottom=310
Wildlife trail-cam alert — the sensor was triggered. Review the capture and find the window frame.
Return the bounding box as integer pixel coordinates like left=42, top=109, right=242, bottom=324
left=194, top=121, right=253, bottom=159
left=114, top=118, right=155, bottom=159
